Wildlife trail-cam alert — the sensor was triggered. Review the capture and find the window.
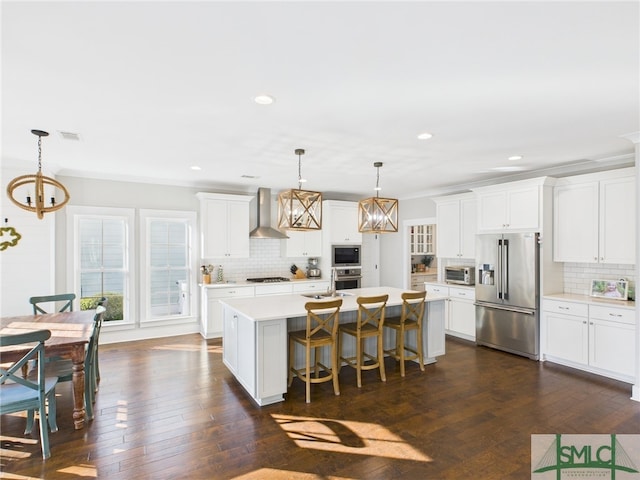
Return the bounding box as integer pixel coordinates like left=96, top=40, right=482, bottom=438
left=68, top=207, right=134, bottom=323
left=140, top=210, right=196, bottom=322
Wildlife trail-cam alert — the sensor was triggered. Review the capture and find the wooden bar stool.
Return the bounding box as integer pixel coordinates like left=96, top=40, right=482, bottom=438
left=288, top=299, right=342, bottom=403
left=338, top=294, right=388, bottom=388
left=384, top=291, right=426, bottom=377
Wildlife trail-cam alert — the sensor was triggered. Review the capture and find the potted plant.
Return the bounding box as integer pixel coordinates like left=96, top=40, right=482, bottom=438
left=422, top=255, right=434, bottom=270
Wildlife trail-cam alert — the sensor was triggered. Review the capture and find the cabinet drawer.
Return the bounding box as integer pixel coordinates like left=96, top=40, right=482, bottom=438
left=255, top=284, right=293, bottom=296
left=425, top=284, right=449, bottom=296
left=543, top=299, right=588, bottom=317
left=449, top=287, right=475, bottom=301
left=589, top=305, right=635, bottom=325
left=293, top=282, right=329, bottom=293
left=208, top=286, right=255, bottom=298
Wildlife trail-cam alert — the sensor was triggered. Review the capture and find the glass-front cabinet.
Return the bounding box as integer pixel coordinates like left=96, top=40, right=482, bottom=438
left=410, top=224, right=435, bottom=255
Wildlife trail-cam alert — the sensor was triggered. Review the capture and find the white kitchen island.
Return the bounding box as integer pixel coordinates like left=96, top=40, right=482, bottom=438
left=220, top=286, right=447, bottom=406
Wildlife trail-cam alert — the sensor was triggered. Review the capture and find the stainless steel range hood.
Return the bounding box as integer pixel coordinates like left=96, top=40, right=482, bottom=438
left=249, top=188, right=289, bottom=239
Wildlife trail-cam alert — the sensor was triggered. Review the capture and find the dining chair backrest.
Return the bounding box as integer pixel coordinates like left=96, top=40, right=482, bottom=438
left=0, top=329, right=58, bottom=459
left=29, top=293, right=76, bottom=315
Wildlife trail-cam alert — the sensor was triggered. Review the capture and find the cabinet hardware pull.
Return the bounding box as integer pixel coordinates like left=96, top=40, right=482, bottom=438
left=559, top=306, right=569, bottom=310
left=609, top=313, right=622, bottom=317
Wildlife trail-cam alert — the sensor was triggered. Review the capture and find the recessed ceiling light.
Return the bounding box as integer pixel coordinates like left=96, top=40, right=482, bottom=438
left=254, top=94, right=275, bottom=105
left=190, top=165, right=201, bottom=171
left=417, top=132, right=433, bottom=140
left=508, top=155, right=523, bottom=161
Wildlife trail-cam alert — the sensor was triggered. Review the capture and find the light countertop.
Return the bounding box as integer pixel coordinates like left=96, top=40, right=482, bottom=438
left=543, top=293, right=635, bottom=310
left=220, top=286, right=446, bottom=322
left=200, top=277, right=327, bottom=288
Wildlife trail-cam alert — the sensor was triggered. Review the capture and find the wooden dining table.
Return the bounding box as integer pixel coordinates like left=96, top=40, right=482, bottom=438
left=0, top=310, right=96, bottom=430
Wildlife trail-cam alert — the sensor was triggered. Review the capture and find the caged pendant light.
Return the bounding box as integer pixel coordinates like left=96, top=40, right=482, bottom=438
left=277, top=148, right=322, bottom=231
left=358, top=162, right=398, bottom=233
left=6, top=130, right=70, bottom=219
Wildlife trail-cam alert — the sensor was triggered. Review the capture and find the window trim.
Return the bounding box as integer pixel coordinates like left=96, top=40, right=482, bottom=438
left=66, top=206, right=136, bottom=325
left=139, top=209, right=197, bottom=324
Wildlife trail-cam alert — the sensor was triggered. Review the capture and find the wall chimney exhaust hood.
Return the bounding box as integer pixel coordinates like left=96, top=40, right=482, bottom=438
left=249, top=188, right=289, bottom=239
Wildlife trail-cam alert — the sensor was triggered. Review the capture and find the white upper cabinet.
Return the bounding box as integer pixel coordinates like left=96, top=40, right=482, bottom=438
left=281, top=229, right=322, bottom=257
left=323, top=200, right=362, bottom=244
left=410, top=224, right=435, bottom=255
left=434, top=193, right=477, bottom=259
left=473, top=178, right=552, bottom=232
left=553, top=168, right=635, bottom=264
left=197, top=192, right=253, bottom=259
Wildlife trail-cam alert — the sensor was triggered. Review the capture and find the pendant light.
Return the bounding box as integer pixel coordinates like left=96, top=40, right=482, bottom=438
left=6, top=130, right=70, bottom=219
left=277, top=148, right=322, bottom=231
left=358, top=162, right=398, bottom=233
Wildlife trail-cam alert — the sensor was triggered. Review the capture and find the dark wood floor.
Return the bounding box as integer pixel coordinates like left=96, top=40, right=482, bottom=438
left=2, top=334, right=639, bottom=479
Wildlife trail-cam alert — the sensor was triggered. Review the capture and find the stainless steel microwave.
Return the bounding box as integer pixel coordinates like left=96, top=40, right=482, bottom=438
left=445, top=266, right=475, bottom=285
left=332, top=245, right=361, bottom=267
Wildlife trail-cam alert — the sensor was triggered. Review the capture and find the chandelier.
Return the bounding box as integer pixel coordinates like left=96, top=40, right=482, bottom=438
left=6, top=130, right=70, bottom=219
left=358, top=162, right=398, bottom=233
left=278, top=149, right=322, bottom=231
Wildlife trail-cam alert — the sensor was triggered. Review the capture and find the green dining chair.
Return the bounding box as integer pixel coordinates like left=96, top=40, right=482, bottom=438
left=29, top=293, right=76, bottom=315
left=27, top=306, right=106, bottom=422
left=0, top=329, right=59, bottom=459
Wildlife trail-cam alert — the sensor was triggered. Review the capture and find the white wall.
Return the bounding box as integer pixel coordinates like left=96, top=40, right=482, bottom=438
left=0, top=167, right=55, bottom=316
left=379, top=196, right=437, bottom=288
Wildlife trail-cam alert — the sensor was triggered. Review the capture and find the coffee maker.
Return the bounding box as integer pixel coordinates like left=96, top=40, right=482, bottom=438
left=306, top=258, right=321, bottom=278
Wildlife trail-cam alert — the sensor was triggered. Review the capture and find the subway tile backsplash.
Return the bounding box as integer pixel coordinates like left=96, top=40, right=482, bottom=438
left=563, top=262, right=635, bottom=298
left=202, top=239, right=310, bottom=283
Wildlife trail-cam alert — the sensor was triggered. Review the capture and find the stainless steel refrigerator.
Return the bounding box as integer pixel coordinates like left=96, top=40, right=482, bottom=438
left=475, top=232, right=540, bottom=360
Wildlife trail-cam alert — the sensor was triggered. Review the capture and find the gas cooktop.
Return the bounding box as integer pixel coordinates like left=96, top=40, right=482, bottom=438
left=246, top=277, right=291, bottom=283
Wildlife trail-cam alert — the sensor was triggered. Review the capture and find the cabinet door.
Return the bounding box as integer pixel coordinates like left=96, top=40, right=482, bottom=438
left=544, top=311, right=588, bottom=365
left=236, top=313, right=255, bottom=396
left=330, top=204, right=361, bottom=244
left=589, top=319, right=635, bottom=378
left=436, top=201, right=461, bottom=258
left=282, top=230, right=306, bottom=257
left=257, top=319, right=288, bottom=398
left=459, top=198, right=477, bottom=258
left=599, top=177, right=635, bottom=264
left=477, top=190, right=508, bottom=231
left=226, top=200, right=251, bottom=258
left=505, top=186, right=539, bottom=230
left=222, top=309, right=238, bottom=374
left=303, top=230, right=323, bottom=256
left=425, top=300, right=446, bottom=357
left=202, top=199, right=229, bottom=258
left=553, top=182, right=599, bottom=262
left=448, top=298, right=476, bottom=339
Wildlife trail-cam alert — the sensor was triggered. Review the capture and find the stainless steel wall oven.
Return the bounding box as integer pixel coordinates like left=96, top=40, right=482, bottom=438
left=334, top=267, right=361, bottom=290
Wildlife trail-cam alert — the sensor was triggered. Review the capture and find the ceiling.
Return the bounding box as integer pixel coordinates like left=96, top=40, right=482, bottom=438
left=2, top=1, right=638, bottom=201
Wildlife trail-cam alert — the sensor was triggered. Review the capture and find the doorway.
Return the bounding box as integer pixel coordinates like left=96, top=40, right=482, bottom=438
left=402, top=217, right=437, bottom=290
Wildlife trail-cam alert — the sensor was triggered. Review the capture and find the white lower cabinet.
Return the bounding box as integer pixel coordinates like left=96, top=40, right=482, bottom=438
left=201, top=285, right=255, bottom=339
left=202, top=281, right=330, bottom=338
left=222, top=307, right=289, bottom=406
left=543, top=298, right=635, bottom=382
left=425, top=283, right=476, bottom=341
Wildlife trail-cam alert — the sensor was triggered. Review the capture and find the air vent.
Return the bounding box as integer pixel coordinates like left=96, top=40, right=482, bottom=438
left=57, top=131, right=81, bottom=141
